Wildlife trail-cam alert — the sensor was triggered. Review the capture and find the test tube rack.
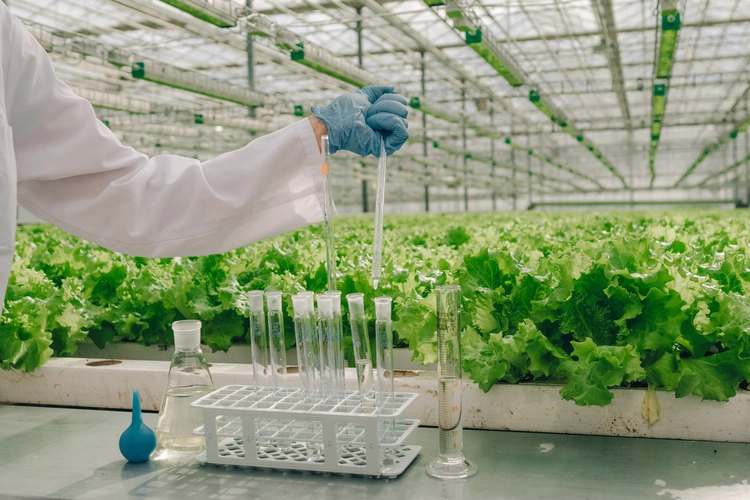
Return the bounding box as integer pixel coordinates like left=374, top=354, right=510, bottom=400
left=191, top=385, right=421, bottom=478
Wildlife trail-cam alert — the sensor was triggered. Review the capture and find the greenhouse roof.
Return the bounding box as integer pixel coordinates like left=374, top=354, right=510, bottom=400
left=8, top=0, right=750, bottom=207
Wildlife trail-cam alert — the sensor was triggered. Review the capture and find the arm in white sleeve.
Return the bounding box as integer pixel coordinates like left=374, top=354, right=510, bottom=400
left=5, top=9, right=325, bottom=258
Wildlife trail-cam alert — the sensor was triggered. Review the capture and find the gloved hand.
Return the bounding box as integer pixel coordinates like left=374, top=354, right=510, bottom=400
left=311, top=85, right=409, bottom=157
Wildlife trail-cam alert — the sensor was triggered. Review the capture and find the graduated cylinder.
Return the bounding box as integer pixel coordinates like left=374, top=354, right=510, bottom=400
left=426, top=285, right=477, bottom=479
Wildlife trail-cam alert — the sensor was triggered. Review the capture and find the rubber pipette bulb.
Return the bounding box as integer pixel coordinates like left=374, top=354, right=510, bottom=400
left=119, top=390, right=157, bottom=463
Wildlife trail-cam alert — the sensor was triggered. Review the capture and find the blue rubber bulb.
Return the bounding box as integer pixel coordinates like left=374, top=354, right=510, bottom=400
left=119, top=390, right=157, bottom=463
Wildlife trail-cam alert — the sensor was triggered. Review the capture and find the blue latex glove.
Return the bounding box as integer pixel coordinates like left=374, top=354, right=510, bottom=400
left=311, top=85, right=409, bottom=157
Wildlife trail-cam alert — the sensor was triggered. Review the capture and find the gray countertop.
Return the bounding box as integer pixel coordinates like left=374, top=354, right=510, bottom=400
left=1, top=404, right=749, bottom=500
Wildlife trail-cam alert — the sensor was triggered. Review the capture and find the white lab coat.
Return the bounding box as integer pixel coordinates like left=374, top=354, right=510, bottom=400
left=0, top=3, right=325, bottom=310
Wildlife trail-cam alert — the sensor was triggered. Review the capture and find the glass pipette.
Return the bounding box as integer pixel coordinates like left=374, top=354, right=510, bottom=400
left=372, top=138, right=387, bottom=290
left=247, top=290, right=269, bottom=387
left=321, top=135, right=337, bottom=291
left=266, top=291, right=287, bottom=388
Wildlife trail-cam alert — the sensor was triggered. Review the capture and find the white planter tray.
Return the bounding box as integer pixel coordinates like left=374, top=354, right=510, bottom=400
left=1, top=356, right=749, bottom=443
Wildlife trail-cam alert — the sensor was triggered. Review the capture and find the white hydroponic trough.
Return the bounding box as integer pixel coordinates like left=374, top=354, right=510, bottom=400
left=1, top=355, right=748, bottom=444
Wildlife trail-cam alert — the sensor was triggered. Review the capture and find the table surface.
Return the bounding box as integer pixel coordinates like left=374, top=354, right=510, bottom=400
left=1, top=404, right=750, bottom=500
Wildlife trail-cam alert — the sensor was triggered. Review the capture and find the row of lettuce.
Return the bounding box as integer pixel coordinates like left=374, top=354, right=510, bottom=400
left=2, top=210, right=749, bottom=406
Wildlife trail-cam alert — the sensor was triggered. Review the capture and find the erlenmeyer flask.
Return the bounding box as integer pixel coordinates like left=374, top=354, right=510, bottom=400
left=155, top=320, right=215, bottom=451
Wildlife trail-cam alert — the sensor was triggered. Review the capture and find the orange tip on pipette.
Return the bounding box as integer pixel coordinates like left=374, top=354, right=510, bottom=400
left=322, top=164, right=328, bottom=175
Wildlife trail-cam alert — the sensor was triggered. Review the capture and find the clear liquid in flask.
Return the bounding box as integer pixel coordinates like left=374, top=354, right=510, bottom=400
left=155, top=385, right=212, bottom=450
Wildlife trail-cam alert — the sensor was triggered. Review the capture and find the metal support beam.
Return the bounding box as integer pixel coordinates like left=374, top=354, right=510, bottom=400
left=590, top=0, right=631, bottom=129
left=732, top=138, right=740, bottom=204
left=508, top=93, right=517, bottom=211
left=245, top=0, right=256, bottom=118
left=245, top=0, right=254, bottom=91
left=421, top=51, right=429, bottom=213
left=490, top=102, right=497, bottom=211
left=499, top=16, right=748, bottom=43
left=527, top=134, right=533, bottom=208
left=462, top=83, right=468, bottom=212
left=529, top=199, right=734, bottom=209
left=502, top=111, right=738, bottom=135
left=392, top=67, right=749, bottom=101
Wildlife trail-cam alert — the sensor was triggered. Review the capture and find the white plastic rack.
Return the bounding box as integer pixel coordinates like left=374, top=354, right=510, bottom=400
left=192, top=385, right=421, bottom=478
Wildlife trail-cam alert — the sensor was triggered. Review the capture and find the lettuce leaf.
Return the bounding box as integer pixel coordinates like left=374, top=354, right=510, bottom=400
left=558, top=338, right=645, bottom=406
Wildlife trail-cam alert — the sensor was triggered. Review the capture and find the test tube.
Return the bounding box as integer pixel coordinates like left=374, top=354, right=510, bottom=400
left=303, top=291, right=323, bottom=395
left=292, top=292, right=315, bottom=397
left=375, top=296, right=395, bottom=468
left=266, top=291, right=287, bottom=388
left=321, top=135, right=338, bottom=291
left=347, top=293, right=374, bottom=403
left=298, top=292, right=323, bottom=460
left=247, top=291, right=269, bottom=388
left=426, top=285, right=477, bottom=479
left=325, top=290, right=346, bottom=398
left=317, top=293, right=335, bottom=399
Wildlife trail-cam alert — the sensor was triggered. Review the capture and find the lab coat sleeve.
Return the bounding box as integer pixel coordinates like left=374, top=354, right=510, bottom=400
left=6, top=10, right=326, bottom=258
